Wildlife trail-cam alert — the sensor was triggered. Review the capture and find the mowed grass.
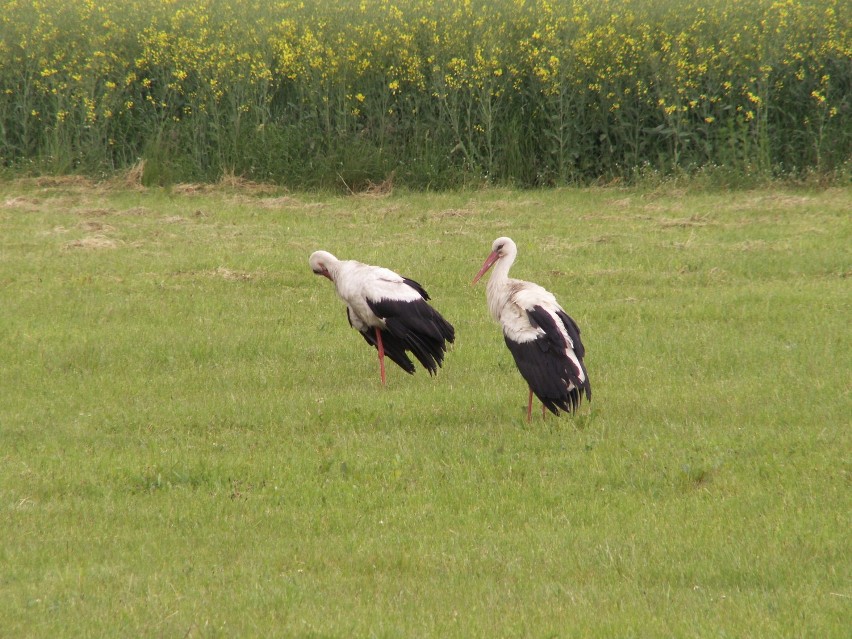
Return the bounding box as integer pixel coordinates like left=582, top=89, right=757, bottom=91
left=1, top=180, right=849, bottom=637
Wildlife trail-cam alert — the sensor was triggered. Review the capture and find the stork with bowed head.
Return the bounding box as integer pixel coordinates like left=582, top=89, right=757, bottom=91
left=472, top=237, right=591, bottom=421
left=309, top=250, right=455, bottom=385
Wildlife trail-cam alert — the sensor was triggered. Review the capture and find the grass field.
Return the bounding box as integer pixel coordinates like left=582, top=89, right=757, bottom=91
left=1, top=179, right=850, bottom=637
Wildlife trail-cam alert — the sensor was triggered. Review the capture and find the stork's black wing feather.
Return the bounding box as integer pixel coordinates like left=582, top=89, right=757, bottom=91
left=504, top=305, right=590, bottom=414
left=555, top=309, right=585, bottom=360
left=367, top=297, right=455, bottom=375
left=401, top=277, right=430, bottom=301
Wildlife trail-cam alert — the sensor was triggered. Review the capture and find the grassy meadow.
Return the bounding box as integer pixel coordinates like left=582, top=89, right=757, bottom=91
left=1, top=180, right=850, bottom=636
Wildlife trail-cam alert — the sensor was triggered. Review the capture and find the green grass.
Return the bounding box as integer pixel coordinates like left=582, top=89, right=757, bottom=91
left=1, top=179, right=850, bottom=637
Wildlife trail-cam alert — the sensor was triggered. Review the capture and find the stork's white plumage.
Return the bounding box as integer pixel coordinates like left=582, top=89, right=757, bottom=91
left=309, top=250, right=455, bottom=384
left=473, top=237, right=591, bottom=420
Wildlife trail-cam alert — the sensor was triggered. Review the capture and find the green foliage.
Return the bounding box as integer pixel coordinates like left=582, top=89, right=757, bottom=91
left=0, top=181, right=850, bottom=636
left=0, top=0, right=849, bottom=188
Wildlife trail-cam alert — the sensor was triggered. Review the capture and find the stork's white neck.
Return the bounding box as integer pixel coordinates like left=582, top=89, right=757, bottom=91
left=485, top=245, right=517, bottom=322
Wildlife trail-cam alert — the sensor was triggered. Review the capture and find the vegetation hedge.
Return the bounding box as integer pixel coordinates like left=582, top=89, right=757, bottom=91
left=1, top=0, right=849, bottom=188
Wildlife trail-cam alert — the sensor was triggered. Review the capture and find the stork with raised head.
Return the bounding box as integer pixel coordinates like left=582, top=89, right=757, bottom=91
left=309, top=250, right=455, bottom=384
left=472, top=237, right=591, bottom=420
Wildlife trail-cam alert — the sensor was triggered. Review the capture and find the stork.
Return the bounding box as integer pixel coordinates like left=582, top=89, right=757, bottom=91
left=472, top=237, right=591, bottom=421
left=309, top=250, right=455, bottom=384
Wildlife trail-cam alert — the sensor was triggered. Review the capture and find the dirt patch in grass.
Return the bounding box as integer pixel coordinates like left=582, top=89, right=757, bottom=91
left=578, top=213, right=653, bottom=222
left=211, top=266, right=258, bottom=281
left=433, top=208, right=476, bottom=219
left=218, top=172, right=281, bottom=194
left=738, top=193, right=813, bottom=210
left=171, top=175, right=282, bottom=197
left=33, top=175, right=98, bottom=190
left=2, top=196, right=43, bottom=211
left=229, top=194, right=303, bottom=209
left=657, top=214, right=712, bottom=228
left=119, top=206, right=157, bottom=216
left=78, top=221, right=115, bottom=233
left=74, top=207, right=116, bottom=217
left=63, top=235, right=119, bottom=250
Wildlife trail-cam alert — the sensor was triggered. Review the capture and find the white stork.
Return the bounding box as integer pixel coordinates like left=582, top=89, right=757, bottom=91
left=472, top=237, right=591, bottom=420
left=309, top=250, right=455, bottom=384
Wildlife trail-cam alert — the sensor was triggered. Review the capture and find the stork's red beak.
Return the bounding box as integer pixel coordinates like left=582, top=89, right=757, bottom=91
left=313, top=268, right=332, bottom=281
left=472, top=250, right=499, bottom=285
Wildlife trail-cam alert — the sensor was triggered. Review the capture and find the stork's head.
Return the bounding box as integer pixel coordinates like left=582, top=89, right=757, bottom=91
left=309, top=250, right=337, bottom=281
left=472, top=237, right=516, bottom=284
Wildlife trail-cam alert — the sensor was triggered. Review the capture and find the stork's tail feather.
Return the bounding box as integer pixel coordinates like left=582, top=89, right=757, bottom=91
left=359, top=329, right=415, bottom=374
left=539, top=385, right=587, bottom=416
left=505, top=332, right=590, bottom=415
left=385, top=313, right=454, bottom=375
left=367, top=297, right=455, bottom=376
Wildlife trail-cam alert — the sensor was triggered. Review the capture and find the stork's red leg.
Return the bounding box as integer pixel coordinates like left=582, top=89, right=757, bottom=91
left=527, top=388, right=533, bottom=422
left=375, top=327, right=386, bottom=386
